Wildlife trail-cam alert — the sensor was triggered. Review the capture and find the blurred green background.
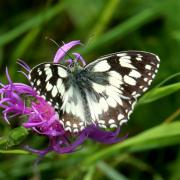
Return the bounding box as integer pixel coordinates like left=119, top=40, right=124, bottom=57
left=0, top=0, right=180, bottom=180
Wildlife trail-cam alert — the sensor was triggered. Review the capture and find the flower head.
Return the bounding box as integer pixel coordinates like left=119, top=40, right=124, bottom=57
left=0, top=40, right=125, bottom=156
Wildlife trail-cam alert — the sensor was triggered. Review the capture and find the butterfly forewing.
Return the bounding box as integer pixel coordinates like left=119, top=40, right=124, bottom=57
left=29, top=63, right=69, bottom=110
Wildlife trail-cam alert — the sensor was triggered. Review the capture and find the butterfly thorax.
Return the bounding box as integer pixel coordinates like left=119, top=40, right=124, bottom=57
left=68, top=64, right=90, bottom=88
left=69, top=62, right=83, bottom=74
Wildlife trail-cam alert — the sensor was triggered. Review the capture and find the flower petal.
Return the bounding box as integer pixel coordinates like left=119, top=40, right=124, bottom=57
left=85, top=125, right=125, bottom=144
left=52, top=133, right=87, bottom=154
left=17, top=59, right=31, bottom=72
left=53, top=40, right=81, bottom=63
left=72, top=53, right=86, bottom=66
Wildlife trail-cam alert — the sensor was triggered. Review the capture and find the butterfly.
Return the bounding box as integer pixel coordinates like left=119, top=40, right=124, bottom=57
left=28, top=51, right=160, bottom=133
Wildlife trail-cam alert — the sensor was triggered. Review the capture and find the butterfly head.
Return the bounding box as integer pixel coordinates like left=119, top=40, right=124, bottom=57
left=68, top=57, right=83, bottom=73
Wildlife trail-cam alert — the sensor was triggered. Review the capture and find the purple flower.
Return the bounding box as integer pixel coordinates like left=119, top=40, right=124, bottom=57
left=0, top=41, right=125, bottom=156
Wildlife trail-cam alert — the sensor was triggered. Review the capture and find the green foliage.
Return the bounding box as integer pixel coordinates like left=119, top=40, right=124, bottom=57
left=139, top=82, right=180, bottom=104
left=0, top=0, right=179, bottom=179
left=83, top=121, right=180, bottom=166
left=7, top=127, right=29, bottom=147
left=0, top=127, right=29, bottom=154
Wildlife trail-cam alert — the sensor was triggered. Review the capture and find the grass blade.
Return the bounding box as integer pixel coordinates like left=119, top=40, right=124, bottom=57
left=83, top=121, right=180, bottom=166
left=0, top=2, right=65, bottom=47
left=81, top=7, right=160, bottom=55
left=0, top=149, right=29, bottom=154
left=97, top=161, right=129, bottom=180
left=139, top=82, right=180, bottom=104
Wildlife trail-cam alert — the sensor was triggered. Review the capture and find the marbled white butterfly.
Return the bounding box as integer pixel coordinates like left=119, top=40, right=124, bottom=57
left=29, top=51, right=160, bottom=133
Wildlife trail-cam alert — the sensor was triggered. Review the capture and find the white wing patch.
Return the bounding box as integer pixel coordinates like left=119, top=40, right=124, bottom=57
left=99, top=97, right=109, bottom=112
left=92, top=60, right=111, bottom=72
left=58, top=67, right=68, bottom=78
left=129, top=70, right=141, bottom=78
left=92, top=82, right=106, bottom=93
left=124, top=75, right=136, bottom=85
left=46, top=81, right=53, bottom=91
left=119, top=57, right=136, bottom=69
left=51, top=86, right=58, bottom=97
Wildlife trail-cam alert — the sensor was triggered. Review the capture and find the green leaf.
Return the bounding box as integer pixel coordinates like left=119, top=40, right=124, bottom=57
left=139, top=82, right=180, bottom=104
left=0, top=137, right=7, bottom=146
left=90, top=0, right=120, bottom=38
left=97, top=161, right=129, bottom=180
left=155, top=72, right=180, bottom=88
left=83, top=166, right=96, bottom=180
left=0, top=149, right=29, bottom=154
left=80, top=7, right=160, bottom=55
left=7, top=126, right=29, bottom=147
left=83, top=121, right=180, bottom=166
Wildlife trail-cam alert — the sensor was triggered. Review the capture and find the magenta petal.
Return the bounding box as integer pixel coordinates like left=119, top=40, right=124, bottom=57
left=0, top=98, right=10, bottom=108
left=72, top=53, right=86, bottom=66
left=52, top=133, right=87, bottom=154
left=23, top=121, right=45, bottom=128
left=53, top=40, right=81, bottom=63
left=85, top=125, right=125, bottom=144
left=24, top=145, right=52, bottom=156
left=6, top=68, right=12, bottom=84
left=2, top=83, right=35, bottom=95
left=17, top=59, right=31, bottom=72
left=65, top=59, right=73, bottom=65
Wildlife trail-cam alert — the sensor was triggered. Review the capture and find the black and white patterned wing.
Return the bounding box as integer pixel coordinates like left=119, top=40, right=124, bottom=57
left=28, top=51, right=160, bottom=133
left=29, top=63, right=87, bottom=133
left=28, top=63, right=68, bottom=109
left=84, top=51, right=160, bottom=129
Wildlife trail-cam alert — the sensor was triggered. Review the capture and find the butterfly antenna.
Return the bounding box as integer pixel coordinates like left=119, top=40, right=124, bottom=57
left=45, top=36, right=60, bottom=47
left=46, top=37, right=75, bottom=62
